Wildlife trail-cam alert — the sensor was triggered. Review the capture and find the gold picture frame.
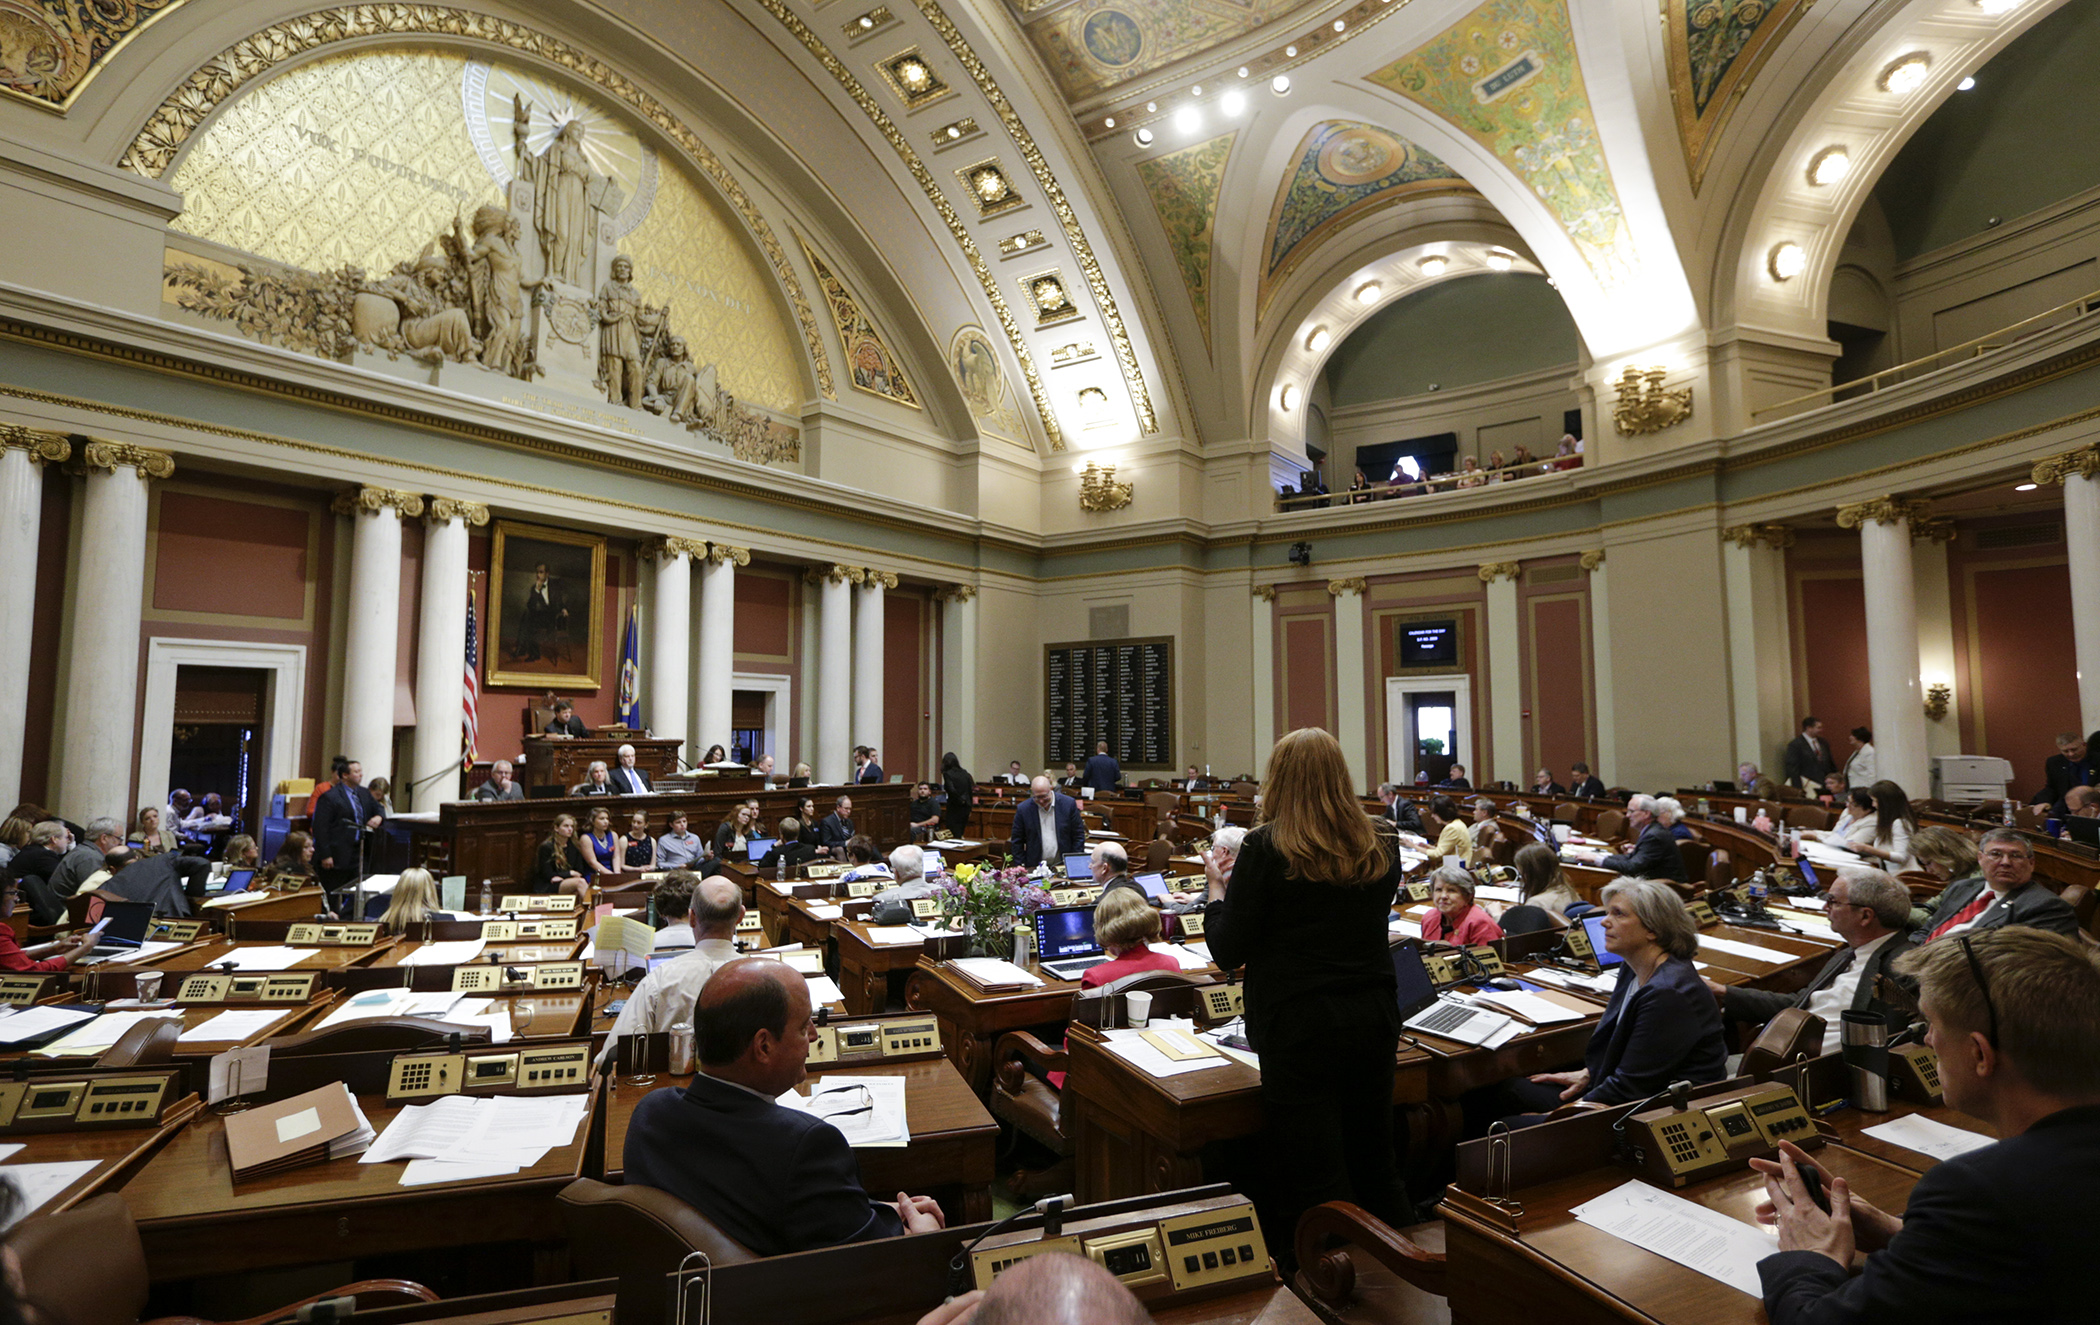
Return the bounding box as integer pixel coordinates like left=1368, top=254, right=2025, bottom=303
left=487, top=521, right=607, bottom=690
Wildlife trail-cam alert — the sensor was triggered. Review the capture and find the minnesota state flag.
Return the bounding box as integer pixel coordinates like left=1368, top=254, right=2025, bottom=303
left=617, top=603, right=643, bottom=729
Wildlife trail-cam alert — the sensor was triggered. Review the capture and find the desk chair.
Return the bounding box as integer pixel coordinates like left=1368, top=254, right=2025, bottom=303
left=1673, top=840, right=1709, bottom=895
left=1144, top=791, right=1180, bottom=820
left=990, top=1030, right=1072, bottom=1196
left=1550, top=803, right=1579, bottom=825
left=12, top=1194, right=434, bottom=1325
left=558, top=1178, right=754, bottom=1323
left=94, top=1018, right=182, bottom=1069
left=1070, top=970, right=1207, bottom=1029
left=1143, top=838, right=1174, bottom=873
left=1705, top=848, right=1735, bottom=892
left=266, top=1017, right=497, bottom=1056
left=1593, top=809, right=1626, bottom=843
left=1292, top=1200, right=1448, bottom=1325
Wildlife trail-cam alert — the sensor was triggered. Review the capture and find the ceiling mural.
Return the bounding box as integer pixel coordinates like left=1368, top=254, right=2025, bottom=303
left=1668, top=0, right=1813, bottom=192
left=1261, top=121, right=1473, bottom=311
left=0, top=0, right=186, bottom=108
left=796, top=234, right=920, bottom=408
left=1134, top=131, right=1234, bottom=356
left=1367, top=0, right=1640, bottom=289
left=1010, top=0, right=1305, bottom=102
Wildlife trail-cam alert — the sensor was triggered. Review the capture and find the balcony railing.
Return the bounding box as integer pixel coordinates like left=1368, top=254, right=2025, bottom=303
left=1275, top=453, right=1585, bottom=512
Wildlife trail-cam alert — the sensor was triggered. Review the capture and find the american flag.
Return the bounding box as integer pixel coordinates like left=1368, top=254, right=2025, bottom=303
left=461, top=582, right=480, bottom=773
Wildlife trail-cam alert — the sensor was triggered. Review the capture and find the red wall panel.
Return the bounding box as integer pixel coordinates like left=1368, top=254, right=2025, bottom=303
left=1792, top=574, right=1870, bottom=741
left=1962, top=561, right=2078, bottom=793
left=734, top=570, right=794, bottom=658
left=20, top=473, right=73, bottom=808
left=1526, top=594, right=1591, bottom=775
left=883, top=593, right=925, bottom=783
left=1280, top=615, right=1334, bottom=735
left=153, top=493, right=309, bottom=619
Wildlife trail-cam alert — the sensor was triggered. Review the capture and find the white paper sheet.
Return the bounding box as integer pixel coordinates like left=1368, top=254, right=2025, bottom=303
left=1860, top=1114, right=1996, bottom=1162
left=31, top=1010, right=183, bottom=1057
left=1570, top=1180, right=1770, bottom=1298
left=780, top=1074, right=909, bottom=1148
left=1471, top=990, right=1585, bottom=1025
left=0, top=1146, right=22, bottom=1162
left=1146, top=942, right=1209, bottom=971
left=805, top=904, right=843, bottom=920
left=780, top=949, right=826, bottom=974
left=363, top=1096, right=487, bottom=1163
left=428, top=1094, right=586, bottom=1164
left=1100, top=1021, right=1234, bottom=1079
left=178, top=1010, right=288, bottom=1043
left=399, top=940, right=488, bottom=967
left=0, top=1160, right=101, bottom=1229
left=1697, top=934, right=1797, bottom=964
left=949, top=957, right=1042, bottom=987
left=397, top=1157, right=525, bottom=1187
left=316, top=988, right=466, bottom=1029
left=864, top=926, right=923, bottom=945
left=205, top=945, right=313, bottom=971
left=1388, top=917, right=1422, bottom=938
left=435, top=1010, right=513, bottom=1044
left=0, top=1007, right=94, bottom=1044
left=806, top=976, right=845, bottom=1005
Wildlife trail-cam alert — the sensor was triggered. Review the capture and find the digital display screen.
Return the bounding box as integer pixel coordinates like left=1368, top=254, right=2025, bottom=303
left=1403, top=620, right=1459, bottom=668
left=1037, top=906, right=1099, bottom=960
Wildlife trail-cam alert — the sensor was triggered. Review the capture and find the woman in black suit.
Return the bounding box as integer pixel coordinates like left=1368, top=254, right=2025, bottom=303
left=530, top=813, right=590, bottom=897
left=940, top=752, right=974, bottom=837
left=1203, top=727, right=1405, bottom=1244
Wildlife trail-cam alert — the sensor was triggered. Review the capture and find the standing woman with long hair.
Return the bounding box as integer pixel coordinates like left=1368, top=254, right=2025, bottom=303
left=940, top=751, right=974, bottom=837
left=1203, top=727, right=1404, bottom=1240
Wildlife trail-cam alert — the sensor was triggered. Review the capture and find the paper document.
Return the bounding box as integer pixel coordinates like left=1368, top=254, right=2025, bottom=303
left=1471, top=990, right=1585, bottom=1025
left=356, top=874, right=403, bottom=896
left=1476, top=885, right=1523, bottom=903
left=207, top=945, right=313, bottom=971
left=806, top=904, right=843, bottom=920
left=925, top=839, right=977, bottom=849
left=0, top=1160, right=101, bottom=1229
left=436, top=1010, right=513, bottom=1044
left=1101, top=1020, right=1234, bottom=1079
left=1860, top=1114, right=1996, bottom=1162
left=950, top=957, right=1042, bottom=987
left=1570, top=1180, right=1769, bottom=1298
left=398, top=1157, right=528, bottom=1187
left=32, top=1010, right=183, bottom=1057
left=1697, top=934, right=1795, bottom=963
left=1146, top=942, right=1209, bottom=971
left=909, top=923, right=966, bottom=940
left=209, top=1045, right=270, bottom=1104
left=779, top=949, right=827, bottom=974
left=0, top=1007, right=94, bottom=1045
left=1389, top=917, right=1422, bottom=938
left=426, top=1094, right=587, bottom=1165
left=594, top=914, right=656, bottom=958
left=0, top=1147, right=20, bottom=1162
left=179, top=1010, right=287, bottom=1043
left=317, top=988, right=465, bottom=1029
left=400, top=940, right=487, bottom=967
left=364, top=1096, right=486, bottom=1164
left=780, top=1074, right=909, bottom=1148
left=865, top=926, right=922, bottom=945
left=80, top=939, right=187, bottom=965
left=806, top=975, right=845, bottom=1005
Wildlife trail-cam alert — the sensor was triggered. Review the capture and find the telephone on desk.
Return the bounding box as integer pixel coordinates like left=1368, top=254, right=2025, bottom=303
left=1617, top=1080, right=1822, bottom=1189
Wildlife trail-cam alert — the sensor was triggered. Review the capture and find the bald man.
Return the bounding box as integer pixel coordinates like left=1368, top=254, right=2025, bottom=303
left=597, top=873, right=743, bottom=1064
left=917, top=1252, right=1151, bottom=1325
left=624, top=959, right=946, bottom=1255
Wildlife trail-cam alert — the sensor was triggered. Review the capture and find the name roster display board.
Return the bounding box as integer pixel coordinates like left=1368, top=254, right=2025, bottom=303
left=1044, top=637, right=1174, bottom=769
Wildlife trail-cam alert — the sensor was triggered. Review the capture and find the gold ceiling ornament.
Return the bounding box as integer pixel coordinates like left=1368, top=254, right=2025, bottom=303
left=862, top=569, right=901, bottom=590
left=1611, top=366, right=1694, bottom=436
left=0, top=0, right=189, bottom=111
left=1721, top=523, right=1795, bottom=550
left=804, top=563, right=867, bottom=585
left=2032, top=443, right=2100, bottom=485
left=0, top=424, right=70, bottom=465
left=1021, top=270, right=1081, bottom=327
left=119, top=6, right=834, bottom=403
left=1251, top=585, right=1277, bottom=601
left=1326, top=576, right=1367, bottom=597
left=705, top=543, right=752, bottom=566
left=932, top=583, right=976, bottom=603
left=80, top=440, right=175, bottom=478
left=1911, top=516, right=1958, bottom=544
left=747, top=0, right=1061, bottom=449
left=332, top=485, right=423, bottom=517
left=909, top=0, right=1159, bottom=437
left=1078, top=460, right=1133, bottom=512
left=1578, top=549, right=1605, bottom=572
left=1835, top=495, right=1932, bottom=529
left=1924, top=682, right=1952, bottom=722
left=1477, top=561, right=1521, bottom=583
left=876, top=47, right=952, bottom=110
left=957, top=159, right=1023, bottom=218
left=425, top=497, right=491, bottom=525
left=639, top=535, right=709, bottom=561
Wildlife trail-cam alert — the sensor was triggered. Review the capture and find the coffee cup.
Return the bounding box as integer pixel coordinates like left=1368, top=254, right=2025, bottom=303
left=136, top=971, right=164, bottom=1003
left=1126, top=990, right=1153, bottom=1027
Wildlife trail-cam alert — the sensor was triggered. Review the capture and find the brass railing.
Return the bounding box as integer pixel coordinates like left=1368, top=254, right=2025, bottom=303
left=1275, top=455, right=1584, bottom=512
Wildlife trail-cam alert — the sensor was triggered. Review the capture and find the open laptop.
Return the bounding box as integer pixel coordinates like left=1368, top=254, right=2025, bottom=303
left=209, top=867, right=256, bottom=896
left=1391, top=940, right=1513, bottom=1046
left=1036, top=904, right=1109, bottom=980
left=1062, top=853, right=1094, bottom=880
left=85, top=902, right=155, bottom=960
left=1132, top=871, right=1168, bottom=900
left=1580, top=913, right=1625, bottom=968
left=745, top=837, right=778, bottom=865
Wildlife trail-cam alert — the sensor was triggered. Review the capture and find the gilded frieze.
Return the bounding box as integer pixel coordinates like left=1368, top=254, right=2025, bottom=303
left=1133, top=131, right=1233, bottom=356
left=1669, top=0, right=1813, bottom=193
left=0, top=0, right=186, bottom=109
left=796, top=234, right=920, bottom=408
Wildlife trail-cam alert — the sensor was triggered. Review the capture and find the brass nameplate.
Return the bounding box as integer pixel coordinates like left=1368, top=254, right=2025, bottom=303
left=147, top=919, right=207, bottom=943
left=499, top=894, right=579, bottom=913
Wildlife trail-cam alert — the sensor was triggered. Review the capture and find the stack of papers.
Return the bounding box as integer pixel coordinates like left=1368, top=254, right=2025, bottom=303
left=1860, top=1114, right=1996, bottom=1161
left=0, top=1007, right=94, bottom=1045
left=178, top=1009, right=288, bottom=1044
left=1696, top=934, right=1793, bottom=964
left=316, top=988, right=466, bottom=1028
left=949, top=957, right=1042, bottom=988
left=1471, top=990, right=1585, bottom=1025
left=399, top=940, right=487, bottom=967
left=1146, top=942, right=1208, bottom=971
left=1521, top=966, right=1619, bottom=995
left=924, top=839, right=977, bottom=849
left=32, top=1010, right=183, bottom=1057
left=778, top=1074, right=908, bottom=1148
left=225, top=1082, right=374, bottom=1179
left=806, top=903, right=844, bottom=920
left=1100, top=1020, right=1236, bottom=1079
left=206, top=946, right=312, bottom=971
left=864, top=926, right=923, bottom=945
left=805, top=975, right=845, bottom=1005
left=909, top=922, right=967, bottom=940
left=1569, top=1180, right=1768, bottom=1298
left=363, top=1092, right=589, bottom=1185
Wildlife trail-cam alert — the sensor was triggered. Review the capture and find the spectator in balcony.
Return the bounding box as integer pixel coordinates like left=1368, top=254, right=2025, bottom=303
left=1456, top=455, right=1487, bottom=488
left=1348, top=469, right=1370, bottom=504
left=1552, top=434, right=1582, bottom=470
left=1486, top=449, right=1507, bottom=482
left=1511, top=443, right=1535, bottom=471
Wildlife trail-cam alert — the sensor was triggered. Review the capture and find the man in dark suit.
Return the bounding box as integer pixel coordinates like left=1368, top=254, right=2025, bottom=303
left=856, top=747, right=885, bottom=785
left=1568, top=762, right=1607, bottom=799
left=608, top=744, right=653, bottom=794
left=516, top=563, right=568, bottom=663
left=1376, top=783, right=1423, bottom=834
left=543, top=700, right=587, bottom=737
left=1782, top=716, right=1835, bottom=790
left=311, top=759, right=382, bottom=905
left=2030, top=730, right=2096, bottom=809
left=1009, top=777, right=1086, bottom=869
left=1756, top=927, right=2100, bottom=1323
left=1083, top=740, right=1120, bottom=794
left=816, top=796, right=856, bottom=858
left=1437, top=763, right=1472, bottom=790
left=1594, top=795, right=1688, bottom=882
left=1708, top=868, right=1916, bottom=1053
left=623, top=960, right=945, bottom=1256
left=1919, top=828, right=2078, bottom=941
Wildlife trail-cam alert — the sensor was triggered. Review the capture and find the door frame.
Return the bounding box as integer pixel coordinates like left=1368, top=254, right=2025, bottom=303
left=139, top=638, right=306, bottom=818
left=1384, top=673, right=1472, bottom=787
left=732, top=672, right=792, bottom=764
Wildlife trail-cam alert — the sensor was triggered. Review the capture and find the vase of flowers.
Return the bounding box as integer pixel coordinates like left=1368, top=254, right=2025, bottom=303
left=938, top=863, right=1055, bottom=958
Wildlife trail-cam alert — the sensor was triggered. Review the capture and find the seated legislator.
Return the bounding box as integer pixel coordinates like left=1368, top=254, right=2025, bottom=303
left=379, top=868, right=473, bottom=932
left=88, top=848, right=204, bottom=917
left=817, top=797, right=856, bottom=857
left=1500, top=843, right=1580, bottom=933
left=1087, top=841, right=1146, bottom=899
left=995, top=760, right=1027, bottom=786
left=570, top=761, right=614, bottom=798
left=1592, top=794, right=1689, bottom=882
left=544, top=700, right=588, bottom=737
left=1009, top=777, right=1086, bottom=869
left=926, top=1250, right=1151, bottom=1325
left=600, top=875, right=741, bottom=1064
left=1822, top=780, right=1916, bottom=873
left=1756, top=928, right=2100, bottom=1323
left=838, top=835, right=891, bottom=886
left=1707, top=868, right=1917, bottom=1055
left=621, top=810, right=658, bottom=872
left=0, top=876, right=98, bottom=971
left=1906, top=824, right=1977, bottom=889
left=648, top=873, right=698, bottom=948
left=657, top=811, right=705, bottom=869
left=712, top=803, right=756, bottom=861
left=1919, top=828, right=2077, bottom=942
left=1469, top=879, right=1725, bottom=1130
left=258, top=830, right=314, bottom=891
left=1419, top=796, right=1472, bottom=867
left=473, top=760, right=524, bottom=801
left=608, top=744, right=652, bottom=794
left=530, top=814, right=591, bottom=897
left=907, top=783, right=941, bottom=840
left=1530, top=768, right=1565, bottom=796
left=130, top=805, right=177, bottom=855
left=1419, top=865, right=1505, bottom=945
left=623, top=959, right=946, bottom=1255
left=870, top=846, right=937, bottom=921
left=1568, top=762, right=1607, bottom=800
left=1082, top=889, right=1178, bottom=988
left=48, top=817, right=122, bottom=909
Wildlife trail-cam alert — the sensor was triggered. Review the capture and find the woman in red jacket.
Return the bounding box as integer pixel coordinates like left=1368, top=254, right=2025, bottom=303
left=1418, top=867, right=1504, bottom=946
left=0, top=878, right=98, bottom=972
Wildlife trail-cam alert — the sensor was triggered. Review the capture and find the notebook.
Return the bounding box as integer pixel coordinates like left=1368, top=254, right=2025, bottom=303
left=1036, top=904, right=1108, bottom=980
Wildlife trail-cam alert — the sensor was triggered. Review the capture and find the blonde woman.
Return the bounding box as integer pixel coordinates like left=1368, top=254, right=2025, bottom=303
left=131, top=806, right=176, bottom=856
left=380, top=868, right=469, bottom=932
left=532, top=814, right=590, bottom=896
left=1079, top=888, right=1178, bottom=989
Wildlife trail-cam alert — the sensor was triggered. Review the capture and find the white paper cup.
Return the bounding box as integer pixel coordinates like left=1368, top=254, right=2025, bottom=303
left=135, top=971, right=164, bottom=1002
left=1733, top=806, right=1747, bottom=823
left=1126, top=990, right=1153, bottom=1027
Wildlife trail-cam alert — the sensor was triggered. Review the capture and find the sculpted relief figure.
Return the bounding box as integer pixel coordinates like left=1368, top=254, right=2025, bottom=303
left=351, top=243, right=479, bottom=364
left=593, top=255, right=662, bottom=409
left=644, top=333, right=711, bottom=425
left=468, top=204, right=529, bottom=377
left=513, top=98, right=623, bottom=289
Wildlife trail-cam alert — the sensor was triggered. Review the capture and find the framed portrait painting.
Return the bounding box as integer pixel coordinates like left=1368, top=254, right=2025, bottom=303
left=486, top=520, right=606, bottom=689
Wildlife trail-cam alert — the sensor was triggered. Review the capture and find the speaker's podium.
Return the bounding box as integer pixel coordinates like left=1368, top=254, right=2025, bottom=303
left=520, top=732, right=681, bottom=794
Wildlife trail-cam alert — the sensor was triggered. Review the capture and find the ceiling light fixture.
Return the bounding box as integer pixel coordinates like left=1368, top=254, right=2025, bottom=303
left=1808, top=146, right=1851, bottom=186
left=1145, top=101, right=1157, bottom=113
left=1305, top=326, right=1331, bottom=353
left=897, top=59, right=930, bottom=90
left=1133, top=128, right=1154, bottom=147
left=1285, top=44, right=1298, bottom=57
left=1768, top=241, right=1807, bottom=281
left=1192, top=84, right=1203, bottom=96
left=1355, top=281, right=1383, bottom=305
left=1418, top=254, right=1448, bottom=276
left=1174, top=105, right=1200, bottom=133
left=1879, top=52, right=1931, bottom=95
left=1278, top=384, right=1300, bottom=411
left=1485, top=250, right=1514, bottom=272
left=1958, top=76, right=1977, bottom=91
left=1333, top=19, right=1346, bottom=31
left=1103, top=117, right=1114, bottom=128
left=2015, top=482, right=2038, bottom=492
left=1271, top=74, right=1291, bottom=95
left=1237, top=66, right=1249, bottom=78
left=1222, top=90, right=1246, bottom=117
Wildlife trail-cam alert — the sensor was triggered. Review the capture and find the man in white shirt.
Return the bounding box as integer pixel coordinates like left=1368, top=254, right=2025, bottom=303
left=599, top=876, right=744, bottom=1065
left=608, top=744, right=653, bottom=794
left=1708, top=868, right=1916, bottom=1054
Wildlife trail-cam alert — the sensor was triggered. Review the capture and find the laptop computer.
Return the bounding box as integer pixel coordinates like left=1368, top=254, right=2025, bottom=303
left=1580, top=913, right=1625, bottom=968
left=1037, top=904, right=1110, bottom=980
left=922, top=850, right=945, bottom=875
left=212, top=867, right=257, bottom=896
left=1391, top=940, right=1514, bottom=1046
left=86, top=901, right=155, bottom=959
left=1711, top=780, right=1739, bottom=794
left=1132, top=871, right=1168, bottom=900
left=745, top=837, right=778, bottom=864
left=786, top=776, right=811, bottom=788
left=1063, top=853, right=1094, bottom=880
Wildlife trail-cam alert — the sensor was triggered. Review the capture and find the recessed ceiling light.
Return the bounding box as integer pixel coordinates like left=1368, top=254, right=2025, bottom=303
left=1768, top=241, right=1807, bottom=281
left=1333, top=19, right=1346, bottom=31
left=2015, top=482, right=2038, bottom=492
left=1173, top=105, right=1200, bottom=133
left=1285, top=44, right=1298, bottom=57
left=1305, top=326, right=1331, bottom=352
left=1355, top=281, right=1382, bottom=305
left=1222, top=90, right=1246, bottom=117
left=1418, top=254, right=1448, bottom=276
left=1485, top=250, right=1514, bottom=272
left=1958, top=76, right=1977, bottom=91
left=1191, top=84, right=1203, bottom=97
left=1271, top=74, right=1291, bottom=95
left=1278, top=384, right=1299, bottom=411
left=1879, top=52, right=1931, bottom=95
left=1808, top=147, right=1851, bottom=186
left=1145, top=101, right=1156, bottom=113
left=1133, top=128, right=1153, bottom=147
left=1237, top=66, right=1249, bottom=78
left=1103, top=117, right=1114, bottom=128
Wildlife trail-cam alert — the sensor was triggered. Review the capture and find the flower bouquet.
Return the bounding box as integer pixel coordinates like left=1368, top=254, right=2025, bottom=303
left=937, top=862, right=1056, bottom=957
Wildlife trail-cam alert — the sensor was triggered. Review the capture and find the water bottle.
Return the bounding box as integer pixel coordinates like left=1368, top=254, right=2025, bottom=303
left=478, top=878, right=493, bottom=915
left=1747, top=870, right=1768, bottom=913
left=776, top=852, right=787, bottom=883
left=2001, top=799, right=2015, bottom=826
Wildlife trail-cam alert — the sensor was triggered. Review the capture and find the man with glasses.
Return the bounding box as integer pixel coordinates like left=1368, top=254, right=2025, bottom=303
left=1919, top=828, right=2077, bottom=941
left=1706, top=868, right=1915, bottom=1054
left=1755, top=927, right=2100, bottom=1321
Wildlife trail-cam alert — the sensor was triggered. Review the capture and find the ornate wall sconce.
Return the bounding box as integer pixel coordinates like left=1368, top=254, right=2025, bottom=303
left=1078, top=460, right=1132, bottom=511
left=1611, top=365, right=1694, bottom=436
left=1924, top=682, right=1951, bottom=721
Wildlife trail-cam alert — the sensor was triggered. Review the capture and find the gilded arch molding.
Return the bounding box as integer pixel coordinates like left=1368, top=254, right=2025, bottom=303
left=117, top=4, right=836, bottom=400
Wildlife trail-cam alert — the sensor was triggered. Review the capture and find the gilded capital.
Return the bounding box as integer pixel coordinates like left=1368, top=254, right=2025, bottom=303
left=1578, top=550, right=1606, bottom=572
left=0, top=425, right=70, bottom=465
left=82, top=441, right=174, bottom=479
left=332, top=486, right=423, bottom=518
left=804, top=563, right=863, bottom=586
left=862, top=570, right=899, bottom=591
left=1722, top=523, right=1795, bottom=550
left=1911, top=517, right=1958, bottom=545
left=1326, top=576, right=1367, bottom=597
left=425, top=497, right=490, bottom=527
left=1835, top=496, right=1929, bottom=530
left=1252, top=585, right=1276, bottom=602
left=640, top=535, right=708, bottom=562
left=2032, top=444, right=2100, bottom=486
left=934, top=584, right=977, bottom=603
left=1477, top=561, right=1521, bottom=583
left=706, top=543, right=752, bottom=567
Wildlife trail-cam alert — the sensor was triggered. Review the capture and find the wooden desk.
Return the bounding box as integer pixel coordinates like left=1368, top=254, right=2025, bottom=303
left=112, top=939, right=396, bottom=976
left=118, top=1091, right=591, bottom=1281
left=1819, top=1099, right=1996, bottom=1175
left=903, top=957, right=1100, bottom=1094
left=598, top=1057, right=998, bottom=1221
left=0, top=1101, right=200, bottom=1221
left=0, top=1004, right=320, bottom=1065
left=206, top=888, right=330, bottom=932
left=834, top=921, right=934, bottom=1015
left=519, top=735, right=684, bottom=791
left=366, top=938, right=585, bottom=968
left=482, top=990, right=592, bottom=1041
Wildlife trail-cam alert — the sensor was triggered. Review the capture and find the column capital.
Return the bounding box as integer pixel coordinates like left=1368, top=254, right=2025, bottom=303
left=804, top=563, right=864, bottom=585
left=1326, top=576, right=1367, bottom=597
left=706, top=543, right=752, bottom=567
left=1836, top=495, right=1929, bottom=530
left=861, top=570, right=899, bottom=590
left=1722, top=523, right=1795, bottom=550
left=640, top=535, right=708, bottom=562
left=82, top=440, right=174, bottom=479
left=1251, top=584, right=1276, bottom=602
left=424, top=497, right=490, bottom=527
left=333, top=485, right=423, bottom=517
left=1911, top=516, right=1958, bottom=544
left=933, top=584, right=977, bottom=603
left=2033, top=444, right=2100, bottom=486
left=0, top=424, right=70, bottom=465
left=1477, top=561, right=1521, bottom=584
left=1578, top=549, right=1606, bottom=572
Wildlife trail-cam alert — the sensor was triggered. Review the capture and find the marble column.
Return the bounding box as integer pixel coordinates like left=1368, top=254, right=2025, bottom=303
left=409, top=498, right=486, bottom=808
left=854, top=570, right=894, bottom=767
left=1251, top=587, right=1275, bottom=768
left=335, top=486, right=421, bottom=786
left=1720, top=527, right=1795, bottom=774
left=640, top=537, right=699, bottom=760
left=936, top=585, right=977, bottom=772
left=57, top=442, right=172, bottom=819
left=1838, top=496, right=1932, bottom=797
left=694, top=542, right=746, bottom=760
left=1329, top=577, right=1368, bottom=793
left=0, top=427, right=67, bottom=812
left=807, top=564, right=860, bottom=785
left=1583, top=550, right=1618, bottom=786
left=2036, top=445, right=2100, bottom=735
left=1481, top=561, right=1523, bottom=787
